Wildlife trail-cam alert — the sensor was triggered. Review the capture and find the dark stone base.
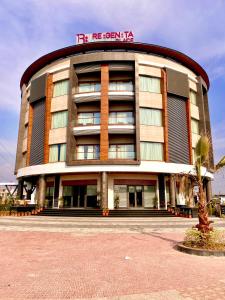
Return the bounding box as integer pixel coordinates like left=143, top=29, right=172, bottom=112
left=176, top=242, right=225, bottom=256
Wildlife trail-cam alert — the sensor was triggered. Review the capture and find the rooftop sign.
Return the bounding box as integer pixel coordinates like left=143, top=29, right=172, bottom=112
left=76, top=31, right=134, bottom=44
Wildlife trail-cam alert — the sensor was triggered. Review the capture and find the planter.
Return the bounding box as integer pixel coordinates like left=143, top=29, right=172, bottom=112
left=176, top=242, right=225, bottom=257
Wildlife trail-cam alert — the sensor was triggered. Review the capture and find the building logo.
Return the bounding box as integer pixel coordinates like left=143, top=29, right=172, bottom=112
left=76, top=31, right=134, bottom=44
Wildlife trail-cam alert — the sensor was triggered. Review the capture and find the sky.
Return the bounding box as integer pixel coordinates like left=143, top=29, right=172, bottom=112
left=0, top=0, right=224, bottom=193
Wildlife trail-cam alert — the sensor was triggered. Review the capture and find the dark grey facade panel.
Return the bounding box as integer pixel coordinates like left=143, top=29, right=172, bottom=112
left=30, top=99, right=45, bottom=165
left=30, top=74, right=47, bottom=104
left=167, top=94, right=189, bottom=164
left=166, top=68, right=189, bottom=98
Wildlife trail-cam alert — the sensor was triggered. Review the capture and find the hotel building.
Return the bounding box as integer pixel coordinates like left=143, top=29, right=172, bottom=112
left=15, top=41, right=214, bottom=210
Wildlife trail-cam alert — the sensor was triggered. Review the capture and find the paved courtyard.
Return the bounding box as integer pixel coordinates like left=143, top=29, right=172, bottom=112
left=0, top=216, right=225, bottom=299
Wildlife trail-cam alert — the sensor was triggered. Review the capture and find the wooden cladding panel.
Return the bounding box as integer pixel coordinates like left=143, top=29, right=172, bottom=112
left=161, top=69, right=169, bottom=162
left=100, top=65, right=109, bottom=160
left=44, top=74, right=53, bottom=163
left=26, top=104, right=33, bottom=165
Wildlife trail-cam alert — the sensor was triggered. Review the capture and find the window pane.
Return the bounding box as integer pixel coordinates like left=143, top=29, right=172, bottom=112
left=49, top=145, right=58, bottom=162
left=191, top=119, right=199, bottom=134
left=53, top=80, right=69, bottom=97
left=59, top=144, right=66, bottom=161
left=140, top=142, right=163, bottom=161
left=114, top=185, right=127, bottom=208
left=77, top=145, right=99, bottom=160
left=144, top=185, right=156, bottom=208
left=79, top=82, right=100, bottom=93
left=140, top=108, right=162, bottom=126
left=109, top=112, right=134, bottom=124
left=190, top=90, right=197, bottom=105
left=52, top=111, right=68, bottom=128
left=63, top=186, right=72, bottom=196
left=87, top=185, right=97, bottom=196
left=140, top=76, right=161, bottom=93
left=109, top=81, right=133, bottom=91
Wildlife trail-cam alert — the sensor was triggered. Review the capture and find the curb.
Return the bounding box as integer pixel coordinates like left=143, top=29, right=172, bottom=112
left=176, top=242, right=225, bottom=257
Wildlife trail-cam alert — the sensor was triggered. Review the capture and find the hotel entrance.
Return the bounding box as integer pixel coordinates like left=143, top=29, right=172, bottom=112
left=128, top=186, right=143, bottom=208
left=114, top=181, right=157, bottom=209
left=62, top=181, right=98, bottom=208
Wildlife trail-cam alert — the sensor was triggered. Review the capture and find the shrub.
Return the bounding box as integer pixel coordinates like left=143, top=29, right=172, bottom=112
left=184, top=228, right=225, bottom=251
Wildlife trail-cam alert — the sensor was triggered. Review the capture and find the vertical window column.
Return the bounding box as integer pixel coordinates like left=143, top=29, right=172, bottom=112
left=44, top=74, right=53, bottom=163
left=161, top=69, right=169, bottom=162
left=100, top=65, right=109, bottom=160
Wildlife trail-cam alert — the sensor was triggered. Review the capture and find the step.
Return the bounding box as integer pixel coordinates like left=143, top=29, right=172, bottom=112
left=37, top=209, right=174, bottom=218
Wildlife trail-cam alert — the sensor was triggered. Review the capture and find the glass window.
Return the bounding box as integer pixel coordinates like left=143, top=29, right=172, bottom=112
left=140, top=108, right=162, bottom=126
left=77, top=112, right=100, bottom=125
left=87, top=185, right=97, bottom=196
left=191, top=119, right=199, bottom=134
left=63, top=186, right=72, bottom=197
left=109, top=144, right=135, bottom=159
left=109, top=81, right=133, bottom=91
left=53, top=80, right=69, bottom=97
left=114, top=185, right=127, bottom=208
left=144, top=185, right=156, bottom=208
left=52, top=111, right=68, bottom=129
left=140, top=142, right=163, bottom=161
left=49, top=143, right=66, bottom=162
left=190, top=90, right=197, bottom=105
left=78, top=82, right=100, bottom=93
left=76, top=145, right=100, bottom=160
left=109, top=112, right=134, bottom=124
left=140, top=76, right=161, bottom=93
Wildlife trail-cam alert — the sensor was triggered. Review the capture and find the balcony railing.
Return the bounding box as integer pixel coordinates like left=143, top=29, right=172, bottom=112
left=108, top=151, right=136, bottom=159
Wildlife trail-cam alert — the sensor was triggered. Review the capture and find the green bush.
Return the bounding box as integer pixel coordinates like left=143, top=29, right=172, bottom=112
left=184, top=228, right=225, bottom=251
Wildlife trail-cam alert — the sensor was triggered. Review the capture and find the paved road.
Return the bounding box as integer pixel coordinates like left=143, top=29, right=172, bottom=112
left=0, top=216, right=225, bottom=299
left=0, top=216, right=224, bottom=233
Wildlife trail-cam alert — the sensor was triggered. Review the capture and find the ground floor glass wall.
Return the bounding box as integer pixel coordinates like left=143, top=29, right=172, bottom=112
left=63, top=185, right=97, bottom=208
left=114, top=184, right=157, bottom=208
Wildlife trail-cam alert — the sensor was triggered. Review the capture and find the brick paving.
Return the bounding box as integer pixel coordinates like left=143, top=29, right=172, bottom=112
left=0, top=216, right=225, bottom=299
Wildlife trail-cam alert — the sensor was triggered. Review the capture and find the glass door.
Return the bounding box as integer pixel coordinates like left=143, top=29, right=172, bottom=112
left=136, top=186, right=143, bottom=207
left=128, top=186, right=135, bottom=207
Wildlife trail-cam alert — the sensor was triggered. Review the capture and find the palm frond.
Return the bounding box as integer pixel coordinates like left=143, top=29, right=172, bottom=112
left=215, top=155, right=225, bottom=171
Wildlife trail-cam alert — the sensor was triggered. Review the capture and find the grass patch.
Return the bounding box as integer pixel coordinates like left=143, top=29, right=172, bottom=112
left=184, top=228, right=225, bottom=251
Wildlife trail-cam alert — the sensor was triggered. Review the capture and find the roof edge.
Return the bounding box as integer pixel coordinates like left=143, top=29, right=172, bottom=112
left=20, top=41, right=209, bottom=89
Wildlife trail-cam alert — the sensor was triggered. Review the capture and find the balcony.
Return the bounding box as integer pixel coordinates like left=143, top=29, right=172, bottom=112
left=74, top=82, right=101, bottom=103
left=108, top=81, right=134, bottom=101
left=73, top=113, right=100, bottom=136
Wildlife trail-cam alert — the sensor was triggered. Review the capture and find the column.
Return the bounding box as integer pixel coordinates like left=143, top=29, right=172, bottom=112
left=100, top=64, right=109, bottom=160
left=170, top=175, right=176, bottom=207
left=17, top=179, right=24, bottom=199
left=101, top=172, right=108, bottom=209
left=206, top=179, right=212, bottom=203
left=38, top=175, right=46, bottom=207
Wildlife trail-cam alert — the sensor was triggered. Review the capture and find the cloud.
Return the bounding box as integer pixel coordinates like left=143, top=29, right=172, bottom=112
left=1, top=0, right=225, bottom=182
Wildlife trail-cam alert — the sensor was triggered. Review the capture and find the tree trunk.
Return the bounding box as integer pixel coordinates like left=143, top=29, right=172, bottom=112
left=196, top=182, right=212, bottom=233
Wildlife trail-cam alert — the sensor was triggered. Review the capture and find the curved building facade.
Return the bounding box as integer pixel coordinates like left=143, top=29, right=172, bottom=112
left=15, top=41, right=214, bottom=210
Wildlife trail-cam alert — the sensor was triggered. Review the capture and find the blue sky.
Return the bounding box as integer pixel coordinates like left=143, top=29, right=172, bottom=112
left=0, top=0, right=224, bottom=192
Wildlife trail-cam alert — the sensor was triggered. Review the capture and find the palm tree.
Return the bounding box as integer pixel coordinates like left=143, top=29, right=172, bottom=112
left=194, top=136, right=225, bottom=233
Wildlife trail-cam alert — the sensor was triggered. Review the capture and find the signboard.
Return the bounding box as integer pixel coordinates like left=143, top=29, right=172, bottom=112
left=76, top=31, right=134, bottom=44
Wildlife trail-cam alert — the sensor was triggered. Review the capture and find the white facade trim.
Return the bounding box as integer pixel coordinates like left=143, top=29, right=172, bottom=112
left=73, top=125, right=100, bottom=135
left=108, top=91, right=134, bottom=96
left=17, top=161, right=213, bottom=179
